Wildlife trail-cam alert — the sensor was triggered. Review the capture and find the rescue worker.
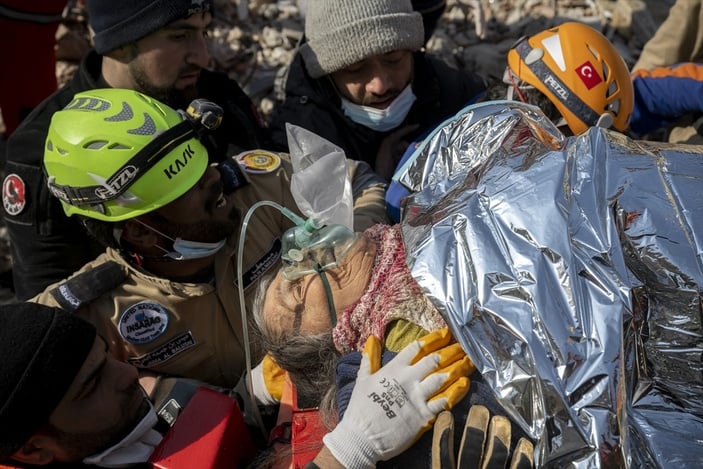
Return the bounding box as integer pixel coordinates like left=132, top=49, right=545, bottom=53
left=387, top=21, right=635, bottom=222
left=0, top=302, right=467, bottom=468
left=497, top=21, right=632, bottom=136
left=506, top=19, right=703, bottom=146
left=267, top=0, right=487, bottom=180
left=30, top=88, right=388, bottom=389
left=3, top=0, right=269, bottom=300
left=630, top=62, right=703, bottom=144
left=632, top=0, right=703, bottom=72
left=629, top=1, right=703, bottom=144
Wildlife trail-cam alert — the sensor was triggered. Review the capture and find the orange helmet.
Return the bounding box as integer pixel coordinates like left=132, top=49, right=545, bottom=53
left=507, top=21, right=633, bottom=134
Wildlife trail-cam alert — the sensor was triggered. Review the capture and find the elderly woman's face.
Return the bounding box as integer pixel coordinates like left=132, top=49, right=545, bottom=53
left=264, top=269, right=336, bottom=335
left=263, top=234, right=378, bottom=335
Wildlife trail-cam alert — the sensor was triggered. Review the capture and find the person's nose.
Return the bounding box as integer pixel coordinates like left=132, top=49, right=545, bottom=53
left=114, top=359, right=140, bottom=391
left=186, top=32, right=210, bottom=68
left=365, top=65, right=393, bottom=97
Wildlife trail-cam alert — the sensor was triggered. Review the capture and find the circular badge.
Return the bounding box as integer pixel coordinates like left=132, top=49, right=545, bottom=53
left=237, top=150, right=281, bottom=174
left=3, top=173, right=26, bottom=216
left=118, top=302, right=169, bottom=344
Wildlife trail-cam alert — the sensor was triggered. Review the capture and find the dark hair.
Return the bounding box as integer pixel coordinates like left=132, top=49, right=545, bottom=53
left=484, top=81, right=564, bottom=126
left=251, top=274, right=338, bottom=417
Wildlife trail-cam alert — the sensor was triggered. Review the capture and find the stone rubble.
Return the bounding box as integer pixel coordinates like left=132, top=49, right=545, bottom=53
left=51, top=0, right=677, bottom=121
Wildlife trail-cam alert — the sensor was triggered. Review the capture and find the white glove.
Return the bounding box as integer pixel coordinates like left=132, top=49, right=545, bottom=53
left=323, top=328, right=472, bottom=469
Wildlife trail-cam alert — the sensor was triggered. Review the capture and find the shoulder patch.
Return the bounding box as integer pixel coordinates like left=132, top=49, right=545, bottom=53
left=119, top=302, right=170, bottom=344
left=236, top=150, right=281, bottom=174
left=49, top=261, right=127, bottom=312
left=235, top=237, right=282, bottom=290
left=3, top=173, right=26, bottom=216
left=217, top=157, right=249, bottom=194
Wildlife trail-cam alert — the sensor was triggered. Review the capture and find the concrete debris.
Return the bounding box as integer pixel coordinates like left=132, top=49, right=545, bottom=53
left=44, top=0, right=677, bottom=123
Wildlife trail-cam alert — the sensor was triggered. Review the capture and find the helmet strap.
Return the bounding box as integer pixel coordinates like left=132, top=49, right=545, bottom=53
left=595, top=113, right=614, bottom=129
left=506, top=72, right=528, bottom=103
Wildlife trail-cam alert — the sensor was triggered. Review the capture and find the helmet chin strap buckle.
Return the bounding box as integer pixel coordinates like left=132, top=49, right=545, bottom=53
left=595, top=113, right=614, bottom=129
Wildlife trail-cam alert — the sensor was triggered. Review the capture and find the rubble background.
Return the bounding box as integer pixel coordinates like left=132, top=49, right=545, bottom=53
left=0, top=0, right=679, bottom=302
left=50, top=0, right=676, bottom=120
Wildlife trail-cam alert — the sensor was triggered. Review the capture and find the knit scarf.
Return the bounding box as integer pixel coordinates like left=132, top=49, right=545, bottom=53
left=333, top=224, right=446, bottom=354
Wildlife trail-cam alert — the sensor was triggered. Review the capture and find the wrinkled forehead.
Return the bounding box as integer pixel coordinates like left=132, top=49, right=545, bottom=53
left=263, top=270, right=305, bottom=335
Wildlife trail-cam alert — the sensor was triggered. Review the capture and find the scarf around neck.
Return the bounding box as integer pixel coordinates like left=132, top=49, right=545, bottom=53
left=333, top=224, right=446, bottom=354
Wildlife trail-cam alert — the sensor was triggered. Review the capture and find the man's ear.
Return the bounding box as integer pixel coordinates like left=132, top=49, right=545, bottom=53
left=122, top=218, right=159, bottom=249
left=10, top=435, right=56, bottom=466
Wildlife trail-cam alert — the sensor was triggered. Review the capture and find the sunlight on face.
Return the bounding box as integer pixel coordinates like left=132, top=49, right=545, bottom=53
left=127, top=12, right=213, bottom=108
left=263, top=234, right=378, bottom=336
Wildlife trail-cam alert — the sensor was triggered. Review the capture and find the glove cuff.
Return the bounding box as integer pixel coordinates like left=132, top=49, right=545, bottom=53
left=250, top=361, right=278, bottom=406
left=323, top=421, right=379, bottom=469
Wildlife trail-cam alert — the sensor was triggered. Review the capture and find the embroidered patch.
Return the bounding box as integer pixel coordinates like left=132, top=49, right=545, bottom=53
left=237, top=150, right=281, bottom=174
left=575, top=60, right=603, bottom=90
left=234, top=238, right=282, bottom=289
left=3, top=173, right=26, bottom=216
left=127, top=331, right=197, bottom=368
left=119, top=302, right=169, bottom=344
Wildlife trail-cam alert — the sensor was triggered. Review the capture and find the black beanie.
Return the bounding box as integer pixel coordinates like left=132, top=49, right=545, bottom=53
left=87, top=0, right=215, bottom=54
left=0, top=303, right=96, bottom=460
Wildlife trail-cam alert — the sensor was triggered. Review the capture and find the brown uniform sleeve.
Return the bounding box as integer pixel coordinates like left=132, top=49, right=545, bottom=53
left=634, top=0, right=703, bottom=71
left=347, top=159, right=391, bottom=231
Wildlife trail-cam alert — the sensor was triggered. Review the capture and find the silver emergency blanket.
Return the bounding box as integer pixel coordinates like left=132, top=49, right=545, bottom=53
left=395, top=101, right=703, bottom=467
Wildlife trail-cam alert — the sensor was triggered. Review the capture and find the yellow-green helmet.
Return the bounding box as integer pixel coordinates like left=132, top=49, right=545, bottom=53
left=44, top=88, right=220, bottom=222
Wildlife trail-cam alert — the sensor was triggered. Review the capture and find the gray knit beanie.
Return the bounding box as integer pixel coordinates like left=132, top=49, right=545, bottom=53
left=300, top=0, right=424, bottom=79
left=88, top=0, right=214, bottom=54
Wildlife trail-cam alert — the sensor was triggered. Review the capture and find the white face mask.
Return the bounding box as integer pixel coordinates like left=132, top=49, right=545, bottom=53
left=83, top=401, right=162, bottom=468
left=134, top=219, right=226, bottom=260
left=341, top=84, right=417, bottom=132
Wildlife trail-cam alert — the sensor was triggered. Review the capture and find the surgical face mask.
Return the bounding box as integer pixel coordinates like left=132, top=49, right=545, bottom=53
left=83, top=400, right=162, bottom=468
left=135, top=219, right=226, bottom=261
left=341, top=84, right=417, bottom=132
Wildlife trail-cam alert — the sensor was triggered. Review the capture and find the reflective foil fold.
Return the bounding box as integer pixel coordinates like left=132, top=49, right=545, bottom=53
left=396, top=102, right=703, bottom=467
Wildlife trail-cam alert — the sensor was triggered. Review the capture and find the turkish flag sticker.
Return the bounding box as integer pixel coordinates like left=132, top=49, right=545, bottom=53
left=575, top=61, right=603, bottom=89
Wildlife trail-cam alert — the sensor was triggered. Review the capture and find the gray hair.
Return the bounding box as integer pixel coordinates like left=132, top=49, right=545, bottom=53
left=252, top=272, right=339, bottom=421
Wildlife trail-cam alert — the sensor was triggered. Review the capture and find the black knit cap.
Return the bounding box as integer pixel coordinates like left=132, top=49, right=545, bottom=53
left=87, top=0, right=215, bottom=54
left=0, top=303, right=96, bottom=460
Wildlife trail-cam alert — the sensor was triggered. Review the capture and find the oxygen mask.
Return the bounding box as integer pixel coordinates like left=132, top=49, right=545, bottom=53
left=236, top=124, right=357, bottom=437
left=278, top=123, right=358, bottom=278
left=280, top=218, right=358, bottom=280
